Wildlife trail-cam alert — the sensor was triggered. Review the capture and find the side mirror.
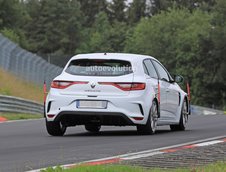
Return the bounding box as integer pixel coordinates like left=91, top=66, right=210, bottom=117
left=174, top=75, right=184, bottom=83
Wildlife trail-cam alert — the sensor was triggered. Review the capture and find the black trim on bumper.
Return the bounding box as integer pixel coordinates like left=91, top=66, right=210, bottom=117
left=54, top=111, right=134, bottom=126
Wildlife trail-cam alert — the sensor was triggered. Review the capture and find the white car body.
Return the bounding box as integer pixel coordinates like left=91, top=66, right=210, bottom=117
left=45, top=53, right=190, bottom=136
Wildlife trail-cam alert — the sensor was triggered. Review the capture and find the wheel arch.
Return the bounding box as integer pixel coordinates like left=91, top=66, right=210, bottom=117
left=153, top=98, right=160, bottom=118
left=183, top=95, right=190, bottom=115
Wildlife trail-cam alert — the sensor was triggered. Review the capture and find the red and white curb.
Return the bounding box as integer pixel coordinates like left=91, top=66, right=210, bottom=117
left=27, top=135, right=226, bottom=172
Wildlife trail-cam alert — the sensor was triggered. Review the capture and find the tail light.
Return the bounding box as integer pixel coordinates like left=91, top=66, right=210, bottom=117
left=99, top=82, right=145, bottom=91
left=51, top=81, right=88, bottom=89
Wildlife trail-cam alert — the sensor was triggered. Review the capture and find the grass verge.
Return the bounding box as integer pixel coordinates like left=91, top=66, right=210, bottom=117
left=0, top=113, right=42, bottom=120
left=41, top=161, right=226, bottom=172
left=0, top=68, right=43, bottom=103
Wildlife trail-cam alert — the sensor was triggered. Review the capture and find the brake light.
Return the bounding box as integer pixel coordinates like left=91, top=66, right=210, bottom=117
left=51, top=81, right=88, bottom=89
left=99, top=82, right=145, bottom=91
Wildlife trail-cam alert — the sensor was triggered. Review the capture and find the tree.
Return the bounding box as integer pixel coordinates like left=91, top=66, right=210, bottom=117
left=0, top=0, right=27, bottom=29
left=76, top=12, right=128, bottom=53
left=127, top=0, right=147, bottom=24
left=0, top=28, right=20, bottom=43
left=24, top=0, right=41, bottom=20
left=108, top=0, right=127, bottom=22
left=78, top=0, right=107, bottom=27
left=24, top=0, right=83, bottom=55
left=208, top=0, right=226, bottom=108
left=125, top=8, right=214, bottom=106
left=109, top=21, right=128, bottom=52
left=150, top=0, right=216, bottom=15
left=0, top=0, right=29, bottom=48
left=76, top=12, right=112, bottom=53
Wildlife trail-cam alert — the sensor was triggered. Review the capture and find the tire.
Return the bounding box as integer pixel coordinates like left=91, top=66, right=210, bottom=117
left=46, top=120, right=66, bottom=136
left=85, top=125, right=101, bottom=133
left=137, top=100, right=158, bottom=135
left=170, top=100, right=188, bottom=131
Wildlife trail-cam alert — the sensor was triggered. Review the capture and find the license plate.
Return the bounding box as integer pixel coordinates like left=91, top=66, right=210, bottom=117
left=77, top=100, right=107, bottom=109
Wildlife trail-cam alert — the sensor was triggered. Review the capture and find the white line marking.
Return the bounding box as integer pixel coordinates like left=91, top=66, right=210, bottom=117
left=121, top=151, right=164, bottom=160
left=194, top=140, right=224, bottom=147
left=203, top=110, right=217, bottom=115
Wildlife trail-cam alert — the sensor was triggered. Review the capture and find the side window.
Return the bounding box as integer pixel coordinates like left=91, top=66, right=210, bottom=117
left=143, top=63, right=149, bottom=75
left=143, top=59, right=158, bottom=78
left=152, top=60, right=170, bottom=82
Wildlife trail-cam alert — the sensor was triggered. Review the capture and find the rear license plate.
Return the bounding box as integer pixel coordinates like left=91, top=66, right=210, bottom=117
left=77, top=100, right=107, bottom=109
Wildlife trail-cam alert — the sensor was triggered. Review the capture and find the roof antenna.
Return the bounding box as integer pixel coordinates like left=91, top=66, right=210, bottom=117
left=104, top=52, right=107, bottom=55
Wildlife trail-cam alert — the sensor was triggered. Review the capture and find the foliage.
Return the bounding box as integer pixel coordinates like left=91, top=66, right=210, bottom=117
left=0, top=0, right=28, bottom=29
left=0, top=69, right=43, bottom=103
left=24, top=0, right=84, bottom=55
left=108, top=0, right=127, bottom=22
left=0, top=28, right=20, bottom=44
left=78, top=0, right=107, bottom=27
left=0, top=0, right=225, bottom=108
left=127, top=0, right=148, bottom=24
left=0, top=113, right=42, bottom=120
left=40, top=162, right=226, bottom=172
left=125, top=7, right=224, bottom=107
left=76, top=12, right=128, bottom=53
left=150, top=0, right=216, bottom=14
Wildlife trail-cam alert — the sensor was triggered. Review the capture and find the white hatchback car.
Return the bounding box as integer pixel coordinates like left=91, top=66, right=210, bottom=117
left=45, top=53, right=190, bottom=136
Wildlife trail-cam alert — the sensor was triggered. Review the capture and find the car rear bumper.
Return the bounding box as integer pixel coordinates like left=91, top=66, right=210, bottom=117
left=45, top=89, right=154, bottom=125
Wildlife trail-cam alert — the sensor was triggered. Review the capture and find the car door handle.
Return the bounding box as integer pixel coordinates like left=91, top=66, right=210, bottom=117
left=166, top=89, right=170, bottom=92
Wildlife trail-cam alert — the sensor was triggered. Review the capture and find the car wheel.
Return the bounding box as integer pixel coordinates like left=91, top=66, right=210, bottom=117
left=85, top=125, right=101, bottom=133
left=137, top=100, right=158, bottom=135
left=46, top=120, right=67, bottom=136
left=170, top=100, right=188, bottom=131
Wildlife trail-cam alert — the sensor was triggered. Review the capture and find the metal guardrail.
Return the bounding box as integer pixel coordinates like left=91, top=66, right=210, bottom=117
left=0, top=34, right=63, bottom=87
left=0, top=95, right=43, bottom=114
left=191, top=105, right=224, bottom=116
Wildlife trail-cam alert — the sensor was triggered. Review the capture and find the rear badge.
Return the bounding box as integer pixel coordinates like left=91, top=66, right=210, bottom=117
left=90, top=82, right=96, bottom=89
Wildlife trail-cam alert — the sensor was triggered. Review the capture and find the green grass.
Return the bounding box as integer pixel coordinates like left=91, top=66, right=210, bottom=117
left=0, top=113, right=42, bottom=120
left=41, top=161, right=226, bottom=172
left=0, top=68, right=43, bottom=103
left=224, top=111, right=226, bottom=115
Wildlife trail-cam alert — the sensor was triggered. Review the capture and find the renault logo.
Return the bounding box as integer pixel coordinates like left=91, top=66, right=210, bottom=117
left=90, top=82, right=96, bottom=89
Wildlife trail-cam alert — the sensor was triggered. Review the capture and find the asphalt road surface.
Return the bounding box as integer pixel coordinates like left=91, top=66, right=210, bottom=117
left=0, top=114, right=226, bottom=172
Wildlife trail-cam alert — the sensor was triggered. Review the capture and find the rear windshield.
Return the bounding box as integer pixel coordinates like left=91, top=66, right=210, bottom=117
left=65, top=59, right=133, bottom=76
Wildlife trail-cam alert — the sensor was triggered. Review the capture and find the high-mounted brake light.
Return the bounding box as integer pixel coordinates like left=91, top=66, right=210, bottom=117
left=99, top=82, right=145, bottom=91
left=51, top=81, right=88, bottom=89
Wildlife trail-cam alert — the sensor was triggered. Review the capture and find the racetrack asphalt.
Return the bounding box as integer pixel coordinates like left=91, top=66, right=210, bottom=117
left=0, top=114, right=226, bottom=172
